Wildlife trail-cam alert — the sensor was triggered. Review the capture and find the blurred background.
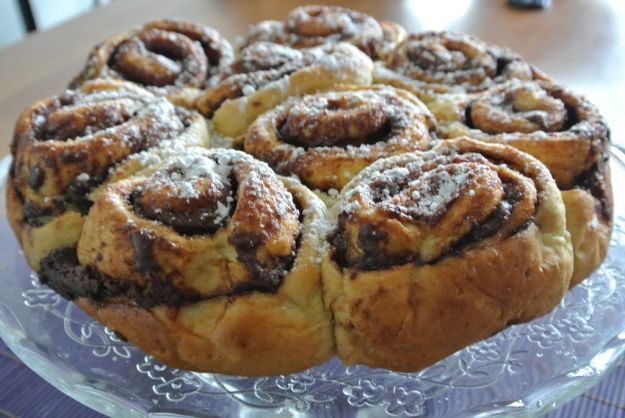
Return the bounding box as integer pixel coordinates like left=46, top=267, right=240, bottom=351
left=0, top=0, right=110, bottom=48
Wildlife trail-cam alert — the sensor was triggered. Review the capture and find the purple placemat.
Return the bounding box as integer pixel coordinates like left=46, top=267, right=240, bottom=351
left=0, top=337, right=623, bottom=417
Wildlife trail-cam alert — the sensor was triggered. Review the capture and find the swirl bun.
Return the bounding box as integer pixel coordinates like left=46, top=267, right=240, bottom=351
left=5, top=11, right=614, bottom=376
left=197, top=41, right=374, bottom=139
left=322, top=138, right=573, bottom=371
left=7, top=79, right=208, bottom=271
left=432, top=79, right=612, bottom=285
left=39, top=149, right=334, bottom=375
left=240, top=5, right=406, bottom=59
left=374, top=31, right=541, bottom=103
left=244, top=85, right=435, bottom=192
left=71, top=19, right=233, bottom=108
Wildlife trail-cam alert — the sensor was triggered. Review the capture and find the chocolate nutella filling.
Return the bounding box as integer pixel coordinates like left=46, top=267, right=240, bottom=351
left=332, top=181, right=531, bottom=271
left=571, top=155, right=612, bottom=221
left=38, top=247, right=300, bottom=308
left=229, top=231, right=299, bottom=291
left=130, top=171, right=236, bottom=236
left=39, top=248, right=201, bottom=308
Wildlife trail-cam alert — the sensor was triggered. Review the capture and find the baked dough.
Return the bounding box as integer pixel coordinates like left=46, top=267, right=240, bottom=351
left=70, top=19, right=233, bottom=108
left=197, top=41, right=374, bottom=138
left=244, top=85, right=435, bottom=192
left=374, top=31, right=547, bottom=104
left=431, top=79, right=612, bottom=285
left=322, top=137, right=573, bottom=371
left=239, top=5, right=406, bottom=59
left=7, top=79, right=208, bottom=271
left=41, top=149, right=335, bottom=376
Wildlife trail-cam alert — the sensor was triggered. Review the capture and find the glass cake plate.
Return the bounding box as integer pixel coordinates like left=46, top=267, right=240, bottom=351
left=1, top=149, right=624, bottom=418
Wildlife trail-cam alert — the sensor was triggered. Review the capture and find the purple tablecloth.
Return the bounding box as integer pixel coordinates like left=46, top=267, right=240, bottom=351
left=1, top=339, right=623, bottom=417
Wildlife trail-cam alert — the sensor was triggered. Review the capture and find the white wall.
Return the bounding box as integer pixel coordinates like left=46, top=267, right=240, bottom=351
left=30, top=0, right=94, bottom=30
left=0, top=0, right=109, bottom=49
left=0, top=0, right=26, bottom=48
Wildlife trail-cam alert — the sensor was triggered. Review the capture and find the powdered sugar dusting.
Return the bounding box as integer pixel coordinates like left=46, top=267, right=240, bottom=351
left=339, top=151, right=477, bottom=221
left=405, top=166, right=469, bottom=217
left=168, top=153, right=233, bottom=199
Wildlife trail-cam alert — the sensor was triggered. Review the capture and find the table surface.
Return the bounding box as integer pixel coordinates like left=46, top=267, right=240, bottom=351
left=0, top=0, right=624, bottom=416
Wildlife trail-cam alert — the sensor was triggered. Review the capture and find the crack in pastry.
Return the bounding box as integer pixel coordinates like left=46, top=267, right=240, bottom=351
left=322, top=137, right=573, bottom=371
left=6, top=79, right=208, bottom=272
left=431, top=79, right=612, bottom=286
left=197, top=41, right=374, bottom=138
left=244, top=85, right=436, bottom=192
left=70, top=19, right=233, bottom=108
left=239, top=5, right=406, bottom=59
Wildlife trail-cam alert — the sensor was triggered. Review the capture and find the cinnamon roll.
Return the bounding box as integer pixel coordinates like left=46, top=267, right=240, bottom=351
left=70, top=19, right=233, bottom=108
left=7, top=79, right=208, bottom=272
left=322, top=137, right=573, bottom=371
left=41, top=149, right=334, bottom=375
left=239, top=5, right=406, bottom=59
left=196, top=41, right=374, bottom=139
left=432, top=79, right=612, bottom=285
left=244, top=85, right=436, bottom=193
left=374, top=31, right=543, bottom=104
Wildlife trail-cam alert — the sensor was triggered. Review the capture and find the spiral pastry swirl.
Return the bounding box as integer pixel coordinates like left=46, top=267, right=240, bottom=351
left=239, top=5, right=406, bottom=59
left=322, top=138, right=573, bottom=371
left=7, top=79, right=208, bottom=270
left=38, top=149, right=335, bottom=375
left=374, top=31, right=539, bottom=103
left=434, top=79, right=609, bottom=189
left=71, top=19, right=233, bottom=108
left=432, top=79, right=612, bottom=285
left=197, top=41, right=373, bottom=138
left=244, top=85, right=435, bottom=192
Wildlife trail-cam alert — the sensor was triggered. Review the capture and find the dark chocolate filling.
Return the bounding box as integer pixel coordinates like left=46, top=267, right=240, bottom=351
left=39, top=248, right=201, bottom=308
left=464, top=87, right=580, bottom=133
left=130, top=230, right=161, bottom=274
left=571, top=155, right=612, bottom=221
left=38, top=247, right=301, bottom=308
left=229, top=231, right=299, bottom=292
left=495, top=57, right=510, bottom=77
left=27, top=166, right=44, bottom=190
left=37, top=202, right=304, bottom=306
left=130, top=170, right=236, bottom=236
left=332, top=181, right=531, bottom=271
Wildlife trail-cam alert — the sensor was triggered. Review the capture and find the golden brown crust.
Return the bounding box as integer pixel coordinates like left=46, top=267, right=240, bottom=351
left=197, top=42, right=374, bottom=138
left=8, top=79, right=208, bottom=271
left=432, top=79, right=610, bottom=189
left=244, top=85, right=435, bottom=192
left=74, top=159, right=334, bottom=375
left=430, top=78, right=612, bottom=285
left=322, top=137, right=573, bottom=371
left=70, top=19, right=233, bottom=108
left=374, top=31, right=543, bottom=103
left=239, top=5, right=405, bottom=59
left=5, top=15, right=612, bottom=376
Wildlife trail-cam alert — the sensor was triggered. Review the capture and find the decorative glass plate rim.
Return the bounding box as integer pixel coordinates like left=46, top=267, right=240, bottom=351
left=0, top=148, right=624, bottom=418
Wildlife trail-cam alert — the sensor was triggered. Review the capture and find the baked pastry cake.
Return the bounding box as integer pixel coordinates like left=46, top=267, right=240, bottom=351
left=41, top=149, right=334, bottom=375
left=71, top=19, right=233, bottom=108
left=4, top=7, right=614, bottom=376
left=7, top=79, right=208, bottom=272
left=196, top=41, right=374, bottom=139
left=431, top=79, right=612, bottom=286
left=322, top=138, right=573, bottom=371
left=239, top=5, right=406, bottom=59
left=244, top=85, right=436, bottom=192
